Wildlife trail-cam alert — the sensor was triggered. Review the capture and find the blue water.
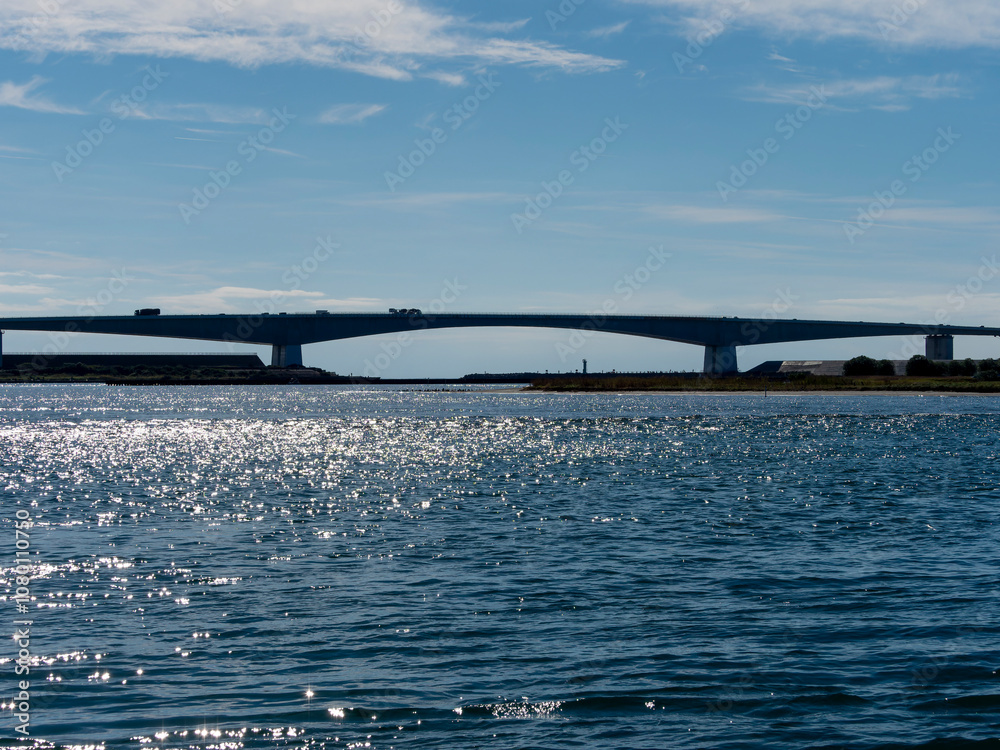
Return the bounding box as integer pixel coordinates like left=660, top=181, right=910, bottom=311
left=1, top=385, right=999, bottom=749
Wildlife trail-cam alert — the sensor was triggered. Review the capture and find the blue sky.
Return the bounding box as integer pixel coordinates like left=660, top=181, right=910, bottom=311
left=2, top=0, right=1000, bottom=375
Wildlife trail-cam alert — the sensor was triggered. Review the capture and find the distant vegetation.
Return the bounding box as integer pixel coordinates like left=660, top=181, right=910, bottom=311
left=839, top=355, right=998, bottom=379
left=903, top=355, right=998, bottom=378
left=842, top=356, right=896, bottom=376
left=531, top=362, right=1000, bottom=393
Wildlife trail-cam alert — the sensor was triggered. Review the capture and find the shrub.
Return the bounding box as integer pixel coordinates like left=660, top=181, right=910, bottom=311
left=875, top=359, right=896, bottom=376
left=945, top=358, right=977, bottom=376
left=975, top=359, right=1000, bottom=380
left=906, top=355, right=943, bottom=376
left=843, top=356, right=879, bottom=376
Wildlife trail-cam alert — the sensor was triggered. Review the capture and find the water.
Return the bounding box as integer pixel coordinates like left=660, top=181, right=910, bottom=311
left=1, top=385, right=999, bottom=749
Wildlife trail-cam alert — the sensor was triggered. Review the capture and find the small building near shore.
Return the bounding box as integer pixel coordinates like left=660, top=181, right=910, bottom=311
left=747, top=360, right=909, bottom=376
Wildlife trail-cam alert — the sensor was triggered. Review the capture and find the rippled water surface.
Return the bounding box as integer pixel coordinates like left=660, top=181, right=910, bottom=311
left=1, top=385, right=999, bottom=749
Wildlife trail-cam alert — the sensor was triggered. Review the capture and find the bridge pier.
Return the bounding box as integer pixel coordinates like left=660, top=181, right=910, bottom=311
left=0, top=330, right=3, bottom=370
left=703, top=344, right=738, bottom=375
left=925, top=334, right=954, bottom=360
left=270, top=344, right=303, bottom=367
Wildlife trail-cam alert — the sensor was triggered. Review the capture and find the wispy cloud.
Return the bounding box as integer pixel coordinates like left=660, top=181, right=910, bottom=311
left=318, top=103, right=387, bottom=125
left=151, top=286, right=325, bottom=314
left=646, top=204, right=784, bottom=223
left=0, top=76, right=83, bottom=114
left=307, top=296, right=384, bottom=310
left=469, top=19, right=531, bottom=33
left=144, top=162, right=215, bottom=171
left=585, top=21, right=630, bottom=39
left=259, top=146, right=304, bottom=159
left=744, top=74, right=963, bottom=111
left=424, top=71, right=467, bottom=86
left=873, top=206, right=1000, bottom=225
left=131, top=102, right=271, bottom=123
left=0, top=282, right=55, bottom=295
left=186, top=127, right=244, bottom=135
left=0, top=1, right=622, bottom=80
left=345, top=191, right=515, bottom=209
left=623, top=0, right=1000, bottom=49
left=765, top=49, right=804, bottom=73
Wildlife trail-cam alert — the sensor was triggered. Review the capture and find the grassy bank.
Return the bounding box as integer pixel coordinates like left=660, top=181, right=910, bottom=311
left=527, top=374, right=1000, bottom=393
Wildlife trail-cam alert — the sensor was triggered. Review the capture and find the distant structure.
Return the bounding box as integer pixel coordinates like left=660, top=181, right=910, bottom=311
left=582, top=359, right=588, bottom=375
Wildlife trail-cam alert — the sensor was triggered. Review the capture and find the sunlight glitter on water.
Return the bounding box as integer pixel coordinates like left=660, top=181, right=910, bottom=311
left=1, top=386, right=999, bottom=748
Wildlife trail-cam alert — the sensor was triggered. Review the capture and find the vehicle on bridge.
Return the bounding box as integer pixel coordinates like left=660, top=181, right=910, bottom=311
left=134, top=308, right=161, bottom=316
left=389, top=308, right=422, bottom=316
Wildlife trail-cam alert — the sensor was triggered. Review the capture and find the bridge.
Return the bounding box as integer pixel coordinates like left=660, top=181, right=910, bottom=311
left=1, top=311, right=998, bottom=374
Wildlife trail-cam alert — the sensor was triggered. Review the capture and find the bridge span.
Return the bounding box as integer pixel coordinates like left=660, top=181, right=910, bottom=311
left=1, top=312, right=998, bottom=374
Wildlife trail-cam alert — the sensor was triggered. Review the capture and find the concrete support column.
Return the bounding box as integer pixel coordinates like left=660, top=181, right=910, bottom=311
left=703, top=344, right=738, bottom=375
left=925, top=334, right=954, bottom=360
left=270, top=344, right=303, bottom=367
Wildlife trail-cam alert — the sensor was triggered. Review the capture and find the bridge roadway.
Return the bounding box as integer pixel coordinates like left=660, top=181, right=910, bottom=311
left=1, top=311, right=998, bottom=374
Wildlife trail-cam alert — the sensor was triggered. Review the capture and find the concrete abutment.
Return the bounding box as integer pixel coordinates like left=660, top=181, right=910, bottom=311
left=271, top=344, right=303, bottom=368
left=925, top=335, right=954, bottom=360
left=703, top=344, right=738, bottom=375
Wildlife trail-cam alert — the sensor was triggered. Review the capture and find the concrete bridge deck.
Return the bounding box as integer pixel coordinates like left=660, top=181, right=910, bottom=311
left=1, top=311, right=997, bottom=373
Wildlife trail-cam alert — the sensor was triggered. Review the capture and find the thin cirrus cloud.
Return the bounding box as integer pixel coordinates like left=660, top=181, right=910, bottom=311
left=743, top=74, right=964, bottom=111
left=623, top=0, right=1000, bottom=49
left=149, top=287, right=384, bottom=314
left=318, top=103, right=387, bottom=125
left=585, top=22, right=631, bottom=39
left=0, top=76, right=83, bottom=114
left=0, top=0, right=622, bottom=80
left=0, top=282, right=55, bottom=295
left=646, top=204, right=785, bottom=223
left=129, top=102, right=273, bottom=123
left=151, top=286, right=325, bottom=314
